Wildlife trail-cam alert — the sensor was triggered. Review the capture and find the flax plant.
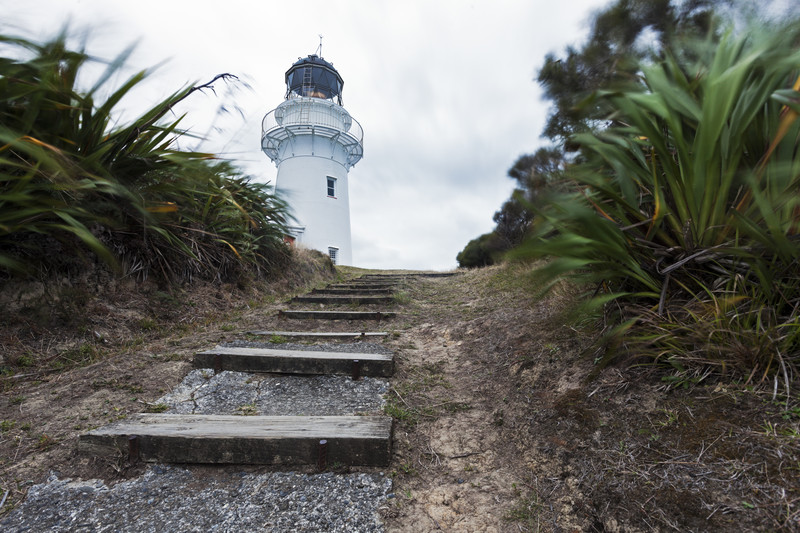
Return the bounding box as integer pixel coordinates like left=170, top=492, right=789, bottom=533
left=0, top=30, right=290, bottom=281
left=520, top=23, right=800, bottom=392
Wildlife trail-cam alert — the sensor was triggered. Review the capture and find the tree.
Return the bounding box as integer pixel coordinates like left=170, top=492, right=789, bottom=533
left=456, top=232, right=504, bottom=268
left=456, top=0, right=730, bottom=268
left=538, top=0, right=723, bottom=147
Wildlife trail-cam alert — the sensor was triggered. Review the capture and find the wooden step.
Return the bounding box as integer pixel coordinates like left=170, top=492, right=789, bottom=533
left=330, top=286, right=395, bottom=292
left=292, top=295, right=394, bottom=305
left=331, top=282, right=395, bottom=289
left=249, top=331, right=389, bottom=340
left=279, top=310, right=396, bottom=320
left=194, top=346, right=394, bottom=376
left=312, top=288, right=393, bottom=295
left=329, top=280, right=397, bottom=288
left=80, top=414, right=392, bottom=466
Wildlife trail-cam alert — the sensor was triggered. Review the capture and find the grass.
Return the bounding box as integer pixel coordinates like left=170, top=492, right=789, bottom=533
left=504, top=492, right=542, bottom=531
left=235, top=403, right=258, bottom=416
left=383, top=360, right=460, bottom=427
left=392, top=291, right=411, bottom=305
left=144, top=403, right=169, bottom=413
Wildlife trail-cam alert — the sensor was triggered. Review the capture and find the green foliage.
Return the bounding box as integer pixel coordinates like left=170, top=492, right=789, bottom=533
left=145, top=403, right=169, bottom=413
left=492, top=192, right=532, bottom=250
left=504, top=492, right=542, bottom=528
left=537, top=0, right=720, bottom=146
left=456, top=232, right=503, bottom=268
left=458, top=0, right=726, bottom=264
left=383, top=398, right=419, bottom=425
left=520, top=23, right=800, bottom=390
left=0, top=29, right=291, bottom=282
left=58, top=342, right=102, bottom=368
left=235, top=403, right=258, bottom=416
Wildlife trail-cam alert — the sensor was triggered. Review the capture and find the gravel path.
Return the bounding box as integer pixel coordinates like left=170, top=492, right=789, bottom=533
left=1, top=342, right=394, bottom=532
left=1, top=466, right=392, bottom=532
left=158, top=369, right=389, bottom=416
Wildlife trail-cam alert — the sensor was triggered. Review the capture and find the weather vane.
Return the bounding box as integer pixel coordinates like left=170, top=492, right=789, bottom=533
left=316, top=35, right=323, bottom=57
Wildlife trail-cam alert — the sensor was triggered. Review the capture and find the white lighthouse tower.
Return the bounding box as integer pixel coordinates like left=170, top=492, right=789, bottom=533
left=261, top=52, right=363, bottom=265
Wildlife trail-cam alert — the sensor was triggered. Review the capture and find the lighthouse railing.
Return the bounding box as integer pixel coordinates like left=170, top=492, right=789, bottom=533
left=261, top=101, right=363, bottom=146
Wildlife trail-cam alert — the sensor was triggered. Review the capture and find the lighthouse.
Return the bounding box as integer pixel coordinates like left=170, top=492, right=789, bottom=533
left=261, top=52, right=364, bottom=265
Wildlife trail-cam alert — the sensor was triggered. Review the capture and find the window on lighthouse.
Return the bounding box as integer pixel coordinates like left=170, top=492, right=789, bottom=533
left=327, top=177, right=336, bottom=198
left=328, top=247, right=338, bottom=264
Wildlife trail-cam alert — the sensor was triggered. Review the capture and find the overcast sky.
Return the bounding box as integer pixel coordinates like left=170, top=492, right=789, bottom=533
left=6, top=0, right=611, bottom=271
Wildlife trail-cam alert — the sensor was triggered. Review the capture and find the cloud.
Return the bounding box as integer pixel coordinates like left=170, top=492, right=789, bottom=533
left=7, top=0, right=610, bottom=270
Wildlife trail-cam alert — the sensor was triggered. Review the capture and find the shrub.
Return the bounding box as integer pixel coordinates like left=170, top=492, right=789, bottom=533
left=519, top=23, right=800, bottom=392
left=0, top=29, right=291, bottom=282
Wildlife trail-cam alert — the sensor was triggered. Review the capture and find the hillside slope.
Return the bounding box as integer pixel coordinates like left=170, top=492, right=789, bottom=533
left=381, top=265, right=799, bottom=532
left=0, top=262, right=797, bottom=531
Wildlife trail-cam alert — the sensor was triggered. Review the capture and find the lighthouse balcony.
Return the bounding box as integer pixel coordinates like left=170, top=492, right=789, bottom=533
left=261, top=97, right=363, bottom=166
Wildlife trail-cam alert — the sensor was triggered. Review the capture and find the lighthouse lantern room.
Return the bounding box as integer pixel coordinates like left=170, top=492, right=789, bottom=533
left=261, top=51, right=363, bottom=265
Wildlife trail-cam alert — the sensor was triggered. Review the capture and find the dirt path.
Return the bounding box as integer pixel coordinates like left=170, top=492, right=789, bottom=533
left=380, top=267, right=562, bottom=532
left=381, top=266, right=800, bottom=532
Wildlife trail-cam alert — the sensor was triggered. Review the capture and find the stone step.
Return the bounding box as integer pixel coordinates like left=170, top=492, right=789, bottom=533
left=249, top=330, right=390, bottom=340
left=292, top=295, right=394, bottom=305
left=194, top=346, right=394, bottom=377
left=312, top=288, right=393, bottom=295
left=279, top=310, right=396, bottom=320
left=80, top=414, right=393, bottom=466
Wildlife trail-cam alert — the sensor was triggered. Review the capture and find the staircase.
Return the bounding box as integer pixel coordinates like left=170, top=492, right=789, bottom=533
left=79, top=274, right=405, bottom=468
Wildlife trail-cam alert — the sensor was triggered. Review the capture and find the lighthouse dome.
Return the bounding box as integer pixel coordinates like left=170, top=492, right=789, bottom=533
left=285, top=55, right=344, bottom=104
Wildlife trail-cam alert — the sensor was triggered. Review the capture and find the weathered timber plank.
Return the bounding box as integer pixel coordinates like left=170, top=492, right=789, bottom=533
left=326, top=286, right=390, bottom=291
left=80, top=414, right=393, bottom=466
left=249, top=331, right=389, bottom=339
left=328, top=286, right=395, bottom=293
left=292, top=295, right=394, bottom=305
left=360, top=272, right=457, bottom=278
left=279, top=310, right=396, bottom=320
left=311, top=288, right=393, bottom=295
left=194, top=346, right=394, bottom=376
left=330, top=283, right=395, bottom=289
